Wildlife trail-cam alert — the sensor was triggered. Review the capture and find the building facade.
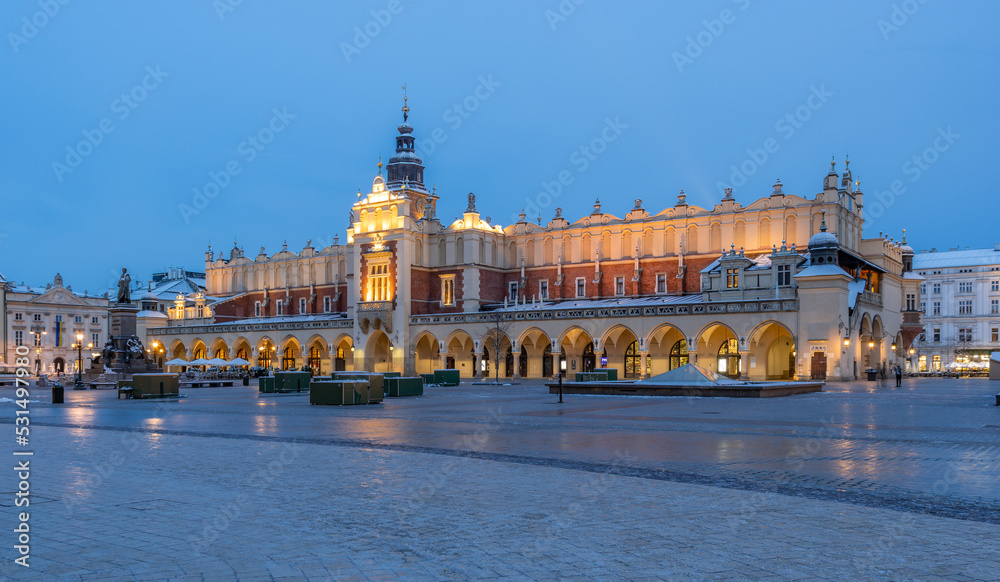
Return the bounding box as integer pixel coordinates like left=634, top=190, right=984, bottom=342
left=148, top=106, right=920, bottom=381
left=5, top=274, right=110, bottom=375
left=911, top=244, right=1000, bottom=372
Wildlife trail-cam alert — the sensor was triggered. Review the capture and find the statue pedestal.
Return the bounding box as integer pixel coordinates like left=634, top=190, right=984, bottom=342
left=110, top=304, right=138, bottom=338
left=104, top=303, right=157, bottom=379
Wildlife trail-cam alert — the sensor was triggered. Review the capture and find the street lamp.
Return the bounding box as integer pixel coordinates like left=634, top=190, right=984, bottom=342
left=74, top=332, right=84, bottom=386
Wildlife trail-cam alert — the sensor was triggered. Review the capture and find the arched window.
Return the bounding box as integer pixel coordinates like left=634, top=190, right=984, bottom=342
left=215, top=347, right=227, bottom=360
left=518, top=346, right=528, bottom=377
left=236, top=347, right=248, bottom=360
left=624, top=340, right=650, bottom=378
left=717, top=338, right=740, bottom=379
left=669, top=339, right=688, bottom=370
left=258, top=347, right=272, bottom=369
left=282, top=346, right=296, bottom=370
left=308, top=346, right=322, bottom=372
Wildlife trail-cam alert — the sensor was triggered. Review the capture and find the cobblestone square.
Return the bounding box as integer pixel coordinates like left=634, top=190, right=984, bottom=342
left=2, top=377, right=999, bottom=581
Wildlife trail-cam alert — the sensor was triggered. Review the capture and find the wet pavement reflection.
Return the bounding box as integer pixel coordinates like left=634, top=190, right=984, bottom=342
left=7, top=377, right=1000, bottom=510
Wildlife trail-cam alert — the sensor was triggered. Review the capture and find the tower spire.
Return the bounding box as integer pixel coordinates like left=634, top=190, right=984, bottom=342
left=401, top=83, right=409, bottom=122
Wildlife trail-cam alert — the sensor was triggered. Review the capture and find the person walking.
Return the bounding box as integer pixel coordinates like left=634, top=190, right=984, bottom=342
left=894, top=364, right=903, bottom=387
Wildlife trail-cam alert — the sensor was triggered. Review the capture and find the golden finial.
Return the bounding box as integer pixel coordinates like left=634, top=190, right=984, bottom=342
left=377, top=155, right=383, bottom=175
left=401, top=84, right=409, bottom=122
left=830, top=155, right=836, bottom=171
left=844, top=153, right=850, bottom=168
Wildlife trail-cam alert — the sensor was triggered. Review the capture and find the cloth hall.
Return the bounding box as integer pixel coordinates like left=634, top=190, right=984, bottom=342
left=148, top=103, right=922, bottom=382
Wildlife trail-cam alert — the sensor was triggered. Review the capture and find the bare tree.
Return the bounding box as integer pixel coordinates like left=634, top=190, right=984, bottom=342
left=482, top=311, right=514, bottom=385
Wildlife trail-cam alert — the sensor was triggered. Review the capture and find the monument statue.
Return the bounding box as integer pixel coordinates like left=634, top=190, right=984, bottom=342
left=117, top=267, right=131, bottom=303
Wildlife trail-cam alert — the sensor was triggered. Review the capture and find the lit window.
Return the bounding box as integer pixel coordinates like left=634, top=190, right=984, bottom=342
left=92, top=332, right=100, bottom=347
left=656, top=274, right=667, bottom=294
left=726, top=268, right=739, bottom=289
left=615, top=277, right=625, bottom=296
left=367, top=263, right=390, bottom=301
left=992, top=328, right=999, bottom=343
left=539, top=280, right=548, bottom=300
left=34, top=333, right=42, bottom=347
left=441, top=276, right=455, bottom=306
left=575, top=278, right=585, bottom=298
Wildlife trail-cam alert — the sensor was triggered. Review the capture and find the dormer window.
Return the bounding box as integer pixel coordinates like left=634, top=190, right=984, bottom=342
left=777, top=265, right=791, bottom=286
left=726, top=268, right=740, bottom=289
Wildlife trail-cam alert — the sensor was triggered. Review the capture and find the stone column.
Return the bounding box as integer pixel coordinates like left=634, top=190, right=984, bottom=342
left=439, top=341, right=447, bottom=371
left=739, top=351, right=750, bottom=380
left=511, top=341, right=521, bottom=379
left=639, top=351, right=649, bottom=380
left=473, top=350, right=484, bottom=379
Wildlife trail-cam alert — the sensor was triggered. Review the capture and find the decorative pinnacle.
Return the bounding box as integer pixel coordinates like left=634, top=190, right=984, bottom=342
left=830, top=155, right=836, bottom=171
left=377, top=155, right=383, bottom=175
left=401, top=84, right=409, bottom=122
left=902, top=228, right=907, bottom=244
left=844, top=154, right=850, bottom=168
left=820, top=209, right=827, bottom=232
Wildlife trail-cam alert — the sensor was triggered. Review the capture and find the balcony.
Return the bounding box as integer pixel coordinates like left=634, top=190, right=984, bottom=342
left=858, top=291, right=882, bottom=307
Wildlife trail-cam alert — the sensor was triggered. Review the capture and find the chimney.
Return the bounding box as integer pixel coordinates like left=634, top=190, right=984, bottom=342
left=995, top=242, right=1000, bottom=252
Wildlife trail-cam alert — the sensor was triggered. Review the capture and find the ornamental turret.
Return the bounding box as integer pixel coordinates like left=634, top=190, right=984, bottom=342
left=385, top=85, right=426, bottom=192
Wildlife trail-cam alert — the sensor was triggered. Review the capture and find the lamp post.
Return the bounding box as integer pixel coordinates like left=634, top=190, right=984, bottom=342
left=74, top=332, right=84, bottom=386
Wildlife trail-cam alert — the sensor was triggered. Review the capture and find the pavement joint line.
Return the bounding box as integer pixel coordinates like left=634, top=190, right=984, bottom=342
left=11, top=418, right=1000, bottom=526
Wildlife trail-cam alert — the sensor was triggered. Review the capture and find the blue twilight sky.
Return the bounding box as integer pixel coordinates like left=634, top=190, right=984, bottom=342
left=1, top=0, right=997, bottom=293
